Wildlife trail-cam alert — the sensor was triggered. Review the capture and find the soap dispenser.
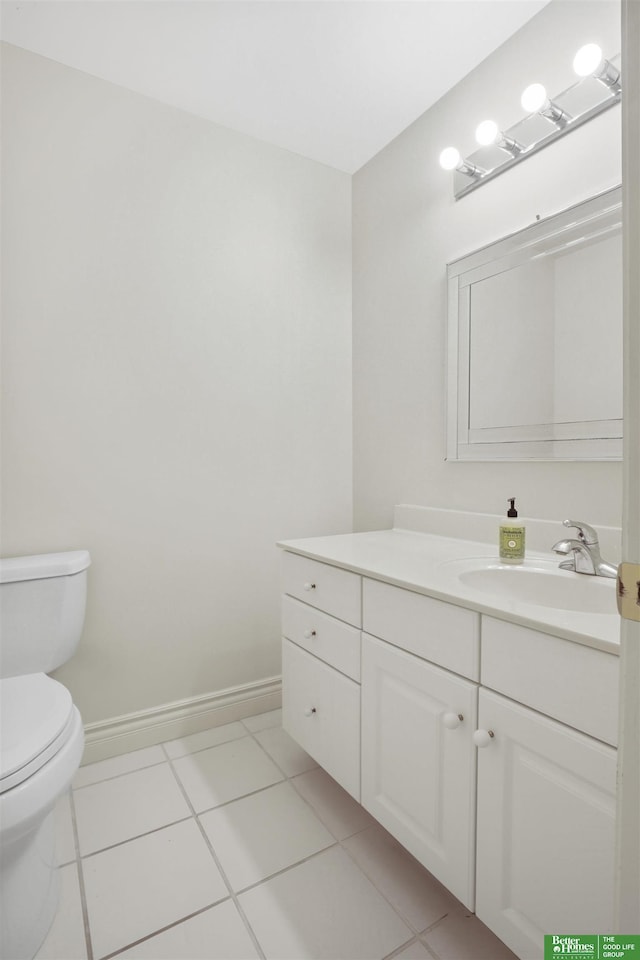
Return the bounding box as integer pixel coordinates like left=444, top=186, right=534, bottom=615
left=499, top=498, right=526, bottom=564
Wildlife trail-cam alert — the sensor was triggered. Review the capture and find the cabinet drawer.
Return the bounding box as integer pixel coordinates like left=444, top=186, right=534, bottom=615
left=282, top=638, right=360, bottom=801
left=281, top=595, right=361, bottom=681
left=363, top=578, right=479, bottom=680
left=481, top=617, right=619, bottom=745
left=281, top=552, right=361, bottom=627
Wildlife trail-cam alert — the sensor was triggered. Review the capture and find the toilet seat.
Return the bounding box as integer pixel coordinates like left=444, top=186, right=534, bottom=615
left=0, top=674, right=75, bottom=793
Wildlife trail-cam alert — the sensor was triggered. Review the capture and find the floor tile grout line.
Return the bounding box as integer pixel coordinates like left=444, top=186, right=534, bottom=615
left=68, top=787, right=95, bottom=960
left=162, top=727, right=249, bottom=762
left=78, top=814, right=194, bottom=861
left=72, top=761, right=166, bottom=792
left=419, top=905, right=469, bottom=938
left=62, top=716, right=486, bottom=960
left=164, top=748, right=268, bottom=960
left=336, top=833, right=430, bottom=939
left=243, top=723, right=304, bottom=781
left=335, top=827, right=459, bottom=941
left=73, top=714, right=284, bottom=794
left=417, top=933, right=445, bottom=960
left=200, top=726, right=427, bottom=954
left=73, top=718, right=260, bottom=792
left=165, top=728, right=365, bottom=906
left=319, top=796, right=469, bottom=945
left=241, top=722, right=395, bottom=854
left=73, top=734, right=311, bottom=859
left=73, top=755, right=169, bottom=791
left=280, top=764, right=463, bottom=949
left=167, top=720, right=434, bottom=950
left=286, top=771, right=384, bottom=846
left=230, top=840, right=341, bottom=897
left=181, top=772, right=291, bottom=817
left=240, top=725, right=367, bottom=849
left=381, top=935, right=428, bottom=960
left=159, top=727, right=410, bottom=957
left=96, top=899, right=231, bottom=960
left=239, top=711, right=282, bottom=736
left=287, top=772, right=360, bottom=840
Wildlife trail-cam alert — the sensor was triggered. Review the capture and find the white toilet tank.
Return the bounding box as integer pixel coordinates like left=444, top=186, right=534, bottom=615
left=0, top=551, right=91, bottom=678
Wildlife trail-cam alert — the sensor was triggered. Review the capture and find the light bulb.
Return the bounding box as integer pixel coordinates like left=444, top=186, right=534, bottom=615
left=475, top=120, right=499, bottom=146
left=521, top=83, right=548, bottom=113
left=439, top=147, right=461, bottom=171
left=573, top=43, right=603, bottom=77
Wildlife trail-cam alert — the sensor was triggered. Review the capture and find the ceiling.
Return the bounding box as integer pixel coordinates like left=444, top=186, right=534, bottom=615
left=1, top=0, right=551, bottom=173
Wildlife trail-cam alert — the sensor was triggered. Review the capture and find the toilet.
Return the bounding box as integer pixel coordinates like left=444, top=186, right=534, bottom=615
left=0, top=550, right=90, bottom=960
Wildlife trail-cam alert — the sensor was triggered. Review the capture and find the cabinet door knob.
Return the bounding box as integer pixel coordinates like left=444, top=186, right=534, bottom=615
left=303, top=629, right=317, bottom=639
left=473, top=729, right=495, bottom=748
left=304, top=706, right=317, bottom=717
left=303, top=582, right=316, bottom=591
left=443, top=712, right=464, bottom=729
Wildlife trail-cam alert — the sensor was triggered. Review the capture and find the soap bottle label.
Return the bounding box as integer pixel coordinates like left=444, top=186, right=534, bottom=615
left=500, top=526, right=525, bottom=561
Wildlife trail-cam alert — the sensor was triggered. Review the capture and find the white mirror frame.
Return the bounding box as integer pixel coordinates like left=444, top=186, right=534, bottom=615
left=446, top=185, right=623, bottom=462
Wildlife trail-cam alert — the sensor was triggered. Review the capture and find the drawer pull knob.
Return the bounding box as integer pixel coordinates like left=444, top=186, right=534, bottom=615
left=443, top=712, right=464, bottom=730
left=303, top=629, right=317, bottom=639
left=303, top=582, right=316, bottom=591
left=473, top=729, right=495, bottom=748
left=304, top=706, right=317, bottom=717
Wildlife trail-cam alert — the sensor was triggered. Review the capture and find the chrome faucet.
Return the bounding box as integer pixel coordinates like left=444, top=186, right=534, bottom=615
left=552, top=520, right=617, bottom=578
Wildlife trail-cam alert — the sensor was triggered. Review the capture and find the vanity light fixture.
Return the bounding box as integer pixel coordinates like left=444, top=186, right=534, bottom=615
left=439, top=147, right=485, bottom=179
left=475, top=120, right=524, bottom=156
left=520, top=83, right=571, bottom=126
left=573, top=43, right=621, bottom=92
left=441, top=43, right=621, bottom=200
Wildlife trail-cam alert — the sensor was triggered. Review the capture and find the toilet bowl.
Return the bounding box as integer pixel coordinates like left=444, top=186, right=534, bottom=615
left=0, top=551, right=90, bottom=960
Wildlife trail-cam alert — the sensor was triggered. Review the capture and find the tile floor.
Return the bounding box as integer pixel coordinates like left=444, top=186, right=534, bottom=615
left=38, top=710, right=518, bottom=960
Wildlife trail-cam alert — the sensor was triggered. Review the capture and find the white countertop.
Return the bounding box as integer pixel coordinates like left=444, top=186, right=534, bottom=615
left=277, top=528, right=620, bottom=656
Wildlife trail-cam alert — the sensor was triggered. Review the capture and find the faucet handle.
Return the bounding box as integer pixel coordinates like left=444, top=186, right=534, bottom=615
left=562, top=519, right=599, bottom=545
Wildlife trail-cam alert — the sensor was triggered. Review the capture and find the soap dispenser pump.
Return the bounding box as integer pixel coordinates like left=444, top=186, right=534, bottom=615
left=499, top=498, right=526, bottom=564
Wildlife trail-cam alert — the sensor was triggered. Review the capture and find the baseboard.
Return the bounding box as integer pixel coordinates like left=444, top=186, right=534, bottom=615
left=81, top=675, right=282, bottom=765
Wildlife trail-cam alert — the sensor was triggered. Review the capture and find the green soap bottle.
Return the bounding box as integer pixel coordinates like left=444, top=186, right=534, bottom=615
left=499, top=498, right=525, bottom=564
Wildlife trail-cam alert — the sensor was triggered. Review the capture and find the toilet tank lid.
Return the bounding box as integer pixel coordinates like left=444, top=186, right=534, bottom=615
left=0, top=550, right=91, bottom=583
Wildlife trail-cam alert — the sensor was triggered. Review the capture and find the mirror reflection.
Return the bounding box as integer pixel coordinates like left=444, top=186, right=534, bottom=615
left=447, top=186, right=622, bottom=460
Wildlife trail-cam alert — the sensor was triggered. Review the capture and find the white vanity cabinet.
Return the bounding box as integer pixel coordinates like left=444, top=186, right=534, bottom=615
left=278, top=543, right=620, bottom=960
left=281, top=553, right=362, bottom=801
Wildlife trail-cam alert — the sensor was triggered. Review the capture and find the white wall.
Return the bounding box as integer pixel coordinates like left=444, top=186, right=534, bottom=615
left=352, top=0, right=622, bottom=531
left=1, top=43, right=353, bottom=725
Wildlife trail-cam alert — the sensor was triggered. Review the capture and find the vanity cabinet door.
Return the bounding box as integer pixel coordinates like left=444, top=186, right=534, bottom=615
left=361, top=634, right=478, bottom=910
left=282, top=638, right=360, bottom=801
left=475, top=688, right=616, bottom=960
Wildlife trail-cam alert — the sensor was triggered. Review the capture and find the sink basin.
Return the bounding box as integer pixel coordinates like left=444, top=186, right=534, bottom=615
left=439, top=558, right=617, bottom=616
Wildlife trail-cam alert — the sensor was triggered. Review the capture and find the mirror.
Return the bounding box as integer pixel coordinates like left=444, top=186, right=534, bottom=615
left=446, top=185, right=622, bottom=460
